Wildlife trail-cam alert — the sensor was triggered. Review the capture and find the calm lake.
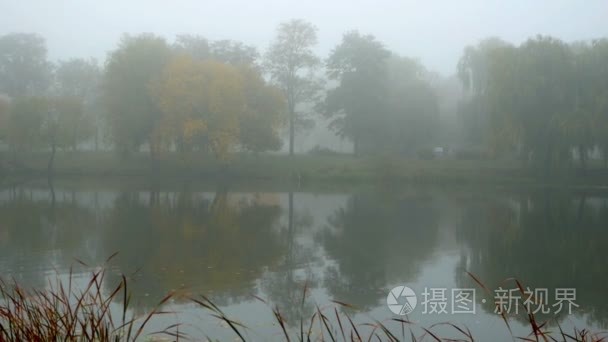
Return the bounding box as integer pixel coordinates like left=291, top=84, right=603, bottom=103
left=1, top=179, right=607, bottom=341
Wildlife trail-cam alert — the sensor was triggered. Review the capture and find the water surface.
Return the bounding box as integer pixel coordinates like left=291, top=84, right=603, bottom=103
left=1, top=180, right=606, bottom=341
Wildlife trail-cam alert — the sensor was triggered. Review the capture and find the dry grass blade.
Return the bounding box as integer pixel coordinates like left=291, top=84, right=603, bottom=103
left=419, top=326, right=442, bottom=342
left=150, top=323, right=189, bottom=340
left=302, top=281, right=309, bottom=308
left=305, top=311, right=317, bottom=341
left=191, top=295, right=248, bottom=341
left=132, top=291, right=175, bottom=341
left=190, top=295, right=247, bottom=341
left=272, top=305, right=291, bottom=342
left=251, top=294, right=268, bottom=305
left=209, top=314, right=247, bottom=341
left=390, top=317, right=413, bottom=341
left=105, top=251, right=120, bottom=264
left=360, top=323, right=378, bottom=342
left=74, top=258, right=89, bottom=267
left=316, top=304, right=336, bottom=342
left=465, top=271, right=491, bottom=295
left=334, top=307, right=346, bottom=342
left=2, top=269, right=608, bottom=342
left=466, top=271, right=513, bottom=337
left=331, top=300, right=357, bottom=310
left=374, top=320, right=399, bottom=342
left=410, top=328, right=417, bottom=342
left=0, top=264, right=175, bottom=342
left=301, top=281, right=309, bottom=342
left=428, top=322, right=474, bottom=341
left=344, top=312, right=362, bottom=342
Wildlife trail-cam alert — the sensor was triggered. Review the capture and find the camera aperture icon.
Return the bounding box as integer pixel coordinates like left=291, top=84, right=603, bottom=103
left=387, top=286, right=417, bottom=315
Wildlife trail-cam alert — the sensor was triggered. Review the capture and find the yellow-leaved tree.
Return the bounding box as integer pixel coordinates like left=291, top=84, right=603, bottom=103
left=152, top=55, right=245, bottom=160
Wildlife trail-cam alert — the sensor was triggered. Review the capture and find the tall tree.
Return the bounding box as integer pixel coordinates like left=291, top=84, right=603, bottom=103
left=324, top=31, right=390, bottom=156
left=481, top=36, right=576, bottom=172
left=55, top=58, right=101, bottom=99
left=152, top=55, right=246, bottom=159
left=569, top=39, right=608, bottom=169
left=210, top=40, right=259, bottom=66
left=54, top=58, right=101, bottom=150
left=265, top=19, right=321, bottom=156
left=3, top=95, right=76, bottom=171
left=103, top=34, right=171, bottom=157
left=53, top=96, right=90, bottom=151
left=385, top=56, right=439, bottom=155
left=457, top=38, right=511, bottom=146
left=6, top=97, right=47, bottom=161
left=560, top=41, right=599, bottom=171
left=0, top=95, right=9, bottom=145
left=588, top=39, right=608, bottom=168
left=173, top=35, right=259, bottom=66
left=238, top=66, right=286, bottom=153
left=173, top=34, right=210, bottom=60
left=457, top=37, right=509, bottom=96
left=0, top=33, right=52, bottom=97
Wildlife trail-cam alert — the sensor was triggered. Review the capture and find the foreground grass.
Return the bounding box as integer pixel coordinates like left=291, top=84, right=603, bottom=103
left=6, top=150, right=607, bottom=186
left=1, top=268, right=607, bottom=341
left=0, top=268, right=168, bottom=341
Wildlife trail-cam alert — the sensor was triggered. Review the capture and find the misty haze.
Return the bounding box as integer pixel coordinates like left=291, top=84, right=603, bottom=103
left=1, top=1, right=608, bottom=341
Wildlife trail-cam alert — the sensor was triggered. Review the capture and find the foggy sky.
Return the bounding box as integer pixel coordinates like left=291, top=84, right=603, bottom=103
left=1, top=0, right=607, bottom=76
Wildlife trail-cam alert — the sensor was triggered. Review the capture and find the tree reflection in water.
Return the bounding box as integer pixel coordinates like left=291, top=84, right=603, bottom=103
left=102, top=189, right=285, bottom=313
left=319, top=191, right=440, bottom=310
left=455, top=190, right=608, bottom=328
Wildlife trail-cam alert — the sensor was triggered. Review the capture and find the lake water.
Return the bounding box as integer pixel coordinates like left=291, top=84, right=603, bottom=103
left=1, top=179, right=607, bottom=341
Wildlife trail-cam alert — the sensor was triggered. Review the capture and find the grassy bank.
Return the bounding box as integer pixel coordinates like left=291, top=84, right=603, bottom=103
left=2, top=151, right=608, bottom=187
left=1, top=268, right=605, bottom=341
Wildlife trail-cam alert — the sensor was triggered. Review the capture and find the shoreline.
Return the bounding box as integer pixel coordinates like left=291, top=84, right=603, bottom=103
left=2, top=151, right=608, bottom=189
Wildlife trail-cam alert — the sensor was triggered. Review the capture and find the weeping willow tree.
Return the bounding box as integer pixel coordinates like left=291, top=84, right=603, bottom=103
left=459, top=35, right=608, bottom=174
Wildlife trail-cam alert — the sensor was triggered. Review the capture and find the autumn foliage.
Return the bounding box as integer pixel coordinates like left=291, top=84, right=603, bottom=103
left=105, top=35, right=285, bottom=160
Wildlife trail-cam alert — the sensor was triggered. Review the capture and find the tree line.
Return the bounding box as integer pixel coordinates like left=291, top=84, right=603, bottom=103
left=0, top=19, right=607, bottom=172
left=458, top=36, right=608, bottom=172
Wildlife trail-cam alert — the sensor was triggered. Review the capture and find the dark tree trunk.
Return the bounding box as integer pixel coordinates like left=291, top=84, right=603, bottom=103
left=287, top=191, right=294, bottom=256
left=47, top=138, right=56, bottom=176
left=288, top=103, right=295, bottom=156
left=578, top=145, right=587, bottom=172
left=48, top=176, right=56, bottom=220
left=95, top=127, right=99, bottom=152
left=149, top=190, right=160, bottom=207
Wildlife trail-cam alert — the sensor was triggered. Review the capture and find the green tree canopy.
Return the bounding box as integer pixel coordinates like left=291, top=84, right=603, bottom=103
left=55, top=58, right=101, bottom=100
left=325, top=32, right=439, bottom=156
left=0, top=33, right=52, bottom=97
left=265, top=19, right=321, bottom=156
left=325, top=31, right=391, bottom=156
left=7, top=97, right=48, bottom=153
left=103, top=33, right=172, bottom=156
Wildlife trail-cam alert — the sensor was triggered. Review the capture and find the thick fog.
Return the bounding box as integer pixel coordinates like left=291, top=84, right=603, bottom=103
left=1, top=0, right=608, bottom=161
left=2, top=0, right=606, bottom=75
left=3, top=3, right=608, bottom=341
